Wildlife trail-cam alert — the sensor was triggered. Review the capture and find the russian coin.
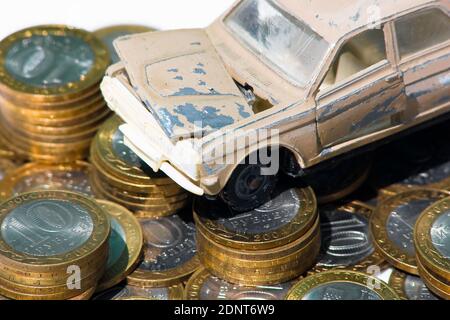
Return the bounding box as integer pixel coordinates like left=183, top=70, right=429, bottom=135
left=127, top=213, right=200, bottom=287
left=0, top=161, right=93, bottom=199
left=313, top=201, right=385, bottom=273
left=194, top=187, right=317, bottom=250
left=185, top=267, right=295, bottom=300
left=389, top=269, right=439, bottom=300
left=0, top=25, right=109, bottom=100
left=286, top=270, right=400, bottom=300
left=96, top=200, right=143, bottom=292
left=371, top=188, right=450, bottom=275
left=93, top=282, right=184, bottom=300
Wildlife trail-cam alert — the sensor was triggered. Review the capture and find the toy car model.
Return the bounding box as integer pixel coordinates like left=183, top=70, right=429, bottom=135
left=101, top=0, right=450, bottom=211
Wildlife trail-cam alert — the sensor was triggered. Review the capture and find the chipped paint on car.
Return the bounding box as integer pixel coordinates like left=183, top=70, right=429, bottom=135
left=156, top=107, right=185, bottom=136
left=174, top=103, right=235, bottom=129
left=236, top=103, right=251, bottom=118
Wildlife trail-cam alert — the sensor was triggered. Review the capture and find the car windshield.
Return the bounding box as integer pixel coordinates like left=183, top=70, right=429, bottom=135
left=225, top=0, right=329, bottom=87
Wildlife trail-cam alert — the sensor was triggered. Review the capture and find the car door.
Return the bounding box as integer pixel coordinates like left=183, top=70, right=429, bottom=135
left=315, top=25, right=407, bottom=148
left=394, top=7, right=450, bottom=119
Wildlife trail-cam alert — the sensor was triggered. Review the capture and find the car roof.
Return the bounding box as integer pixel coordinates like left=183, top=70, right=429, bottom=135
left=276, top=0, right=441, bottom=43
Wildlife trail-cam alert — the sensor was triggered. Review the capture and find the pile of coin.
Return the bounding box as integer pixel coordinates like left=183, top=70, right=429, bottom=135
left=0, top=191, right=110, bottom=300
left=90, top=115, right=189, bottom=217
left=414, top=197, right=450, bottom=299
left=194, top=187, right=320, bottom=286
left=0, top=25, right=111, bottom=163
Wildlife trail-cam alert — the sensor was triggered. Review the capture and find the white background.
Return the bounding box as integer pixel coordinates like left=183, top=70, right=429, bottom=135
left=0, top=0, right=236, bottom=40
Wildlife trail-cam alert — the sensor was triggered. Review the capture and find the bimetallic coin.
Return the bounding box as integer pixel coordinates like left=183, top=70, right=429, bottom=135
left=194, top=187, right=317, bottom=250
left=94, top=25, right=154, bottom=63
left=415, top=197, right=450, bottom=281
left=314, top=201, right=385, bottom=273
left=389, top=269, right=439, bottom=300
left=127, top=214, right=200, bottom=287
left=185, top=267, right=295, bottom=300
left=0, top=191, right=110, bottom=270
left=286, top=270, right=400, bottom=300
left=0, top=25, right=109, bottom=99
left=96, top=200, right=143, bottom=292
left=0, top=161, right=93, bottom=200
left=371, top=188, right=450, bottom=275
left=93, top=283, right=184, bottom=300
left=416, top=257, right=450, bottom=300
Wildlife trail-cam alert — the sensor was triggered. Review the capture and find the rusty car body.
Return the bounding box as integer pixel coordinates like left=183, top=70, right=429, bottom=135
left=101, top=0, right=450, bottom=211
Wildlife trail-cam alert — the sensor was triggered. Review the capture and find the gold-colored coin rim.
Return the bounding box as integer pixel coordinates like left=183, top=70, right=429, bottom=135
left=417, top=257, right=450, bottom=299
left=286, top=270, right=401, bottom=300
left=96, top=200, right=144, bottom=292
left=414, top=196, right=450, bottom=280
left=0, top=25, right=109, bottom=99
left=371, top=188, right=450, bottom=275
left=194, top=187, right=317, bottom=251
left=0, top=191, right=110, bottom=270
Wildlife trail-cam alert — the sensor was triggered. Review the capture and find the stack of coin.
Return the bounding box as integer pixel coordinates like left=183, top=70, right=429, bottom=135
left=0, top=191, right=110, bottom=300
left=0, top=161, right=94, bottom=201
left=127, top=212, right=200, bottom=288
left=90, top=115, right=189, bottom=217
left=414, top=197, right=450, bottom=299
left=93, top=282, right=184, bottom=300
left=286, top=270, right=400, bottom=300
left=0, top=25, right=111, bottom=163
left=389, top=269, right=440, bottom=300
left=194, top=187, right=320, bottom=286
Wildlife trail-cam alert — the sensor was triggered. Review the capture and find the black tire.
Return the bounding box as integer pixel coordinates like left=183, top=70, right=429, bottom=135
left=220, top=162, right=279, bottom=212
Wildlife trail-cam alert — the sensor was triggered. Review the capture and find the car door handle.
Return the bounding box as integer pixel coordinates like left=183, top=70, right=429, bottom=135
left=385, top=73, right=403, bottom=83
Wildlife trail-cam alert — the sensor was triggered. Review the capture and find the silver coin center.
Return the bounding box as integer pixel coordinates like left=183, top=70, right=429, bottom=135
left=430, top=210, right=450, bottom=259
left=1, top=199, right=94, bottom=256
left=5, top=35, right=94, bottom=87
left=404, top=274, right=439, bottom=300
left=139, top=215, right=196, bottom=271
left=302, top=282, right=381, bottom=300
left=318, top=209, right=373, bottom=267
left=111, top=129, right=143, bottom=167
left=387, top=199, right=435, bottom=256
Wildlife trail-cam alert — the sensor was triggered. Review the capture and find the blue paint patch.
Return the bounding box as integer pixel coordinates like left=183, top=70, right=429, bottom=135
left=193, top=67, right=207, bottom=75
left=171, top=87, right=229, bottom=97
left=167, top=68, right=178, bottom=73
left=349, top=9, right=361, bottom=22
left=439, top=74, right=450, bottom=86
left=157, top=107, right=185, bottom=136
left=236, top=103, right=251, bottom=118
left=198, top=80, right=207, bottom=86
left=173, top=75, right=183, bottom=81
left=174, top=103, right=235, bottom=129
left=197, top=62, right=205, bottom=67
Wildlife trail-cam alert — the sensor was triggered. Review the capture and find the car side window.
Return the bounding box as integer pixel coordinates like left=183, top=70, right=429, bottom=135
left=395, top=8, right=450, bottom=59
left=319, top=28, right=387, bottom=91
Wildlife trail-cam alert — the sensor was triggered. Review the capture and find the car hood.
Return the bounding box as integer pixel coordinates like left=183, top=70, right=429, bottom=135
left=113, top=29, right=254, bottom=140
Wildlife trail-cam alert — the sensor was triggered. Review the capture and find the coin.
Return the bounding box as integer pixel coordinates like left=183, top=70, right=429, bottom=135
left=286, top=270, right=400, bottom=300
left=414, top=196, right=450, bottom=281
left=0, top=191, right=110, bottom=272
left=312, top=201, right=385, bottom=273
left=416, top=257, right=450, bottom=299
left=0, top=25, right=109, bottom=100
left=0, top=161, right=94, bottom=200
left=389, top=269, right=439, bottom=300
left=127, top=213, right=200, bottom=287
left=194, top=187, right=317, bottom=251
left=93, top=282, right=184, bottom=300
left=371, top=188, right=450, bottom=275
left=96, top=200, right=143, bottom=292
left=184, top=267, right=295, bottom=300
left=94, top=25, right=155, bottom=63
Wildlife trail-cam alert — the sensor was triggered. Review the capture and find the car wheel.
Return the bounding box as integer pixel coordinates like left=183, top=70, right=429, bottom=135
left=220, top=163, right=279, bottom=212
